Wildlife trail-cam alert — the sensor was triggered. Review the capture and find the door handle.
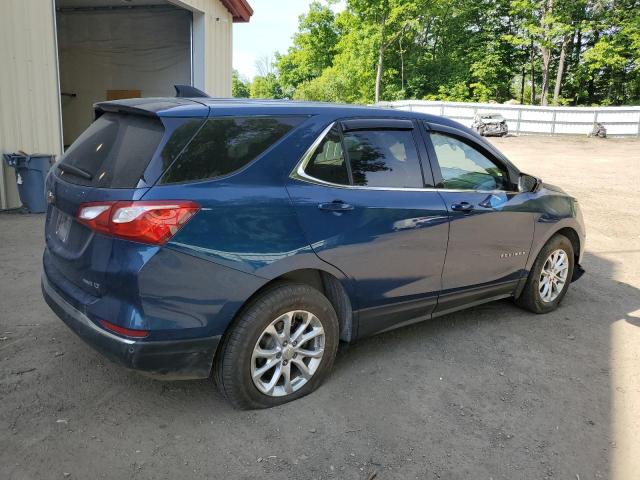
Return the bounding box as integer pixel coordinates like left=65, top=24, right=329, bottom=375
left=318, top=200, right=354, bottom=212
left=451, top=201, right=474, bottom=212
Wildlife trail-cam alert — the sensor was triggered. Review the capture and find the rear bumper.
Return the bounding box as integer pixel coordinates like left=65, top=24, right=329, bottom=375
left=42, top=272, right=220, bottom=380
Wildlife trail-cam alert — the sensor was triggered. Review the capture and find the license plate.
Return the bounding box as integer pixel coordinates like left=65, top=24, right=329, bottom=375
left=55, top=212, right=72, bottom=243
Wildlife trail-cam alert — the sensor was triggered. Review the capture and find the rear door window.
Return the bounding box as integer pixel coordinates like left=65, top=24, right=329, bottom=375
left=301, top=121, right=426, bottom=189
left=58, top=112, right=164, bottom=188
left=343, top=129, right=424, bottom=188
left=160, top=116, right=305, bottom=184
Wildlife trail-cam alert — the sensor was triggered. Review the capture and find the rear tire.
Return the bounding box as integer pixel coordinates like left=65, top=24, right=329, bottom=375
left=516, top=234, right=574, bottom=314
left=214, top=283, right=339, bottom=409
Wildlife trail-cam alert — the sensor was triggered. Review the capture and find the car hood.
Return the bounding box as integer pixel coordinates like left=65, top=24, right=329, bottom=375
left=543, top=182, right=569, bottom=195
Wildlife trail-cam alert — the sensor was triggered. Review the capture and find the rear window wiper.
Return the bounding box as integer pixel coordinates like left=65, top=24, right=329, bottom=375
left=58, top=163, right=93, bottom=180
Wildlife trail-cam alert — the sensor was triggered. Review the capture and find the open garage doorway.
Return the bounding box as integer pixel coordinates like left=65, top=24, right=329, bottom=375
left=55, top=0, right=194, bottom=148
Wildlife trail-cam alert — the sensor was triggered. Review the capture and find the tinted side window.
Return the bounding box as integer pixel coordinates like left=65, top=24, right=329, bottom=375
left=430, top=132, right=508, bottom=191
left=159, top=119, right=205, bottom=171
left=343, top=130, right=423, bottom=188
left=161, top=116, right=304, bottom=184
left=303, top=126, right=349, bottom=185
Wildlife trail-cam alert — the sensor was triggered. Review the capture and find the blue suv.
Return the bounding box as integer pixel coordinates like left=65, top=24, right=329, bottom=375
left=42, top=96, right=585, bottom=409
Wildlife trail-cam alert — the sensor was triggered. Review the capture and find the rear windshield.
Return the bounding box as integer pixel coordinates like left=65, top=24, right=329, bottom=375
left=160, top=116, right=305, bottom=184
left=58, top=112, right=164, bottom=188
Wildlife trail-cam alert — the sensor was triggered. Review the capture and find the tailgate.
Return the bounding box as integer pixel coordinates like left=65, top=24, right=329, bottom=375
left=44, top=174, right=149, bottom=297
left=43, top=106, right=204, bottom=298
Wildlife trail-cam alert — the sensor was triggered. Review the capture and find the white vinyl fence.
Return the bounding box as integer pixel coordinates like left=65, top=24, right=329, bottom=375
left=379, top=100, right=640, bottom=137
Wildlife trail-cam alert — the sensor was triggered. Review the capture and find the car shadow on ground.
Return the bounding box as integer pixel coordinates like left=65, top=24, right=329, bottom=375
left=72, top=253, right=637, bottom=398
left=40, top=251, right=640, bottom=406
left=333, top=250, right=638, bottom=363
left=3, top=249, right=638, bottom=479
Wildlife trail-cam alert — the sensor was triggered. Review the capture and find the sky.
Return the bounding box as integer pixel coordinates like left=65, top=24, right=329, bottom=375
left=232, top=0, right=346, bottom=81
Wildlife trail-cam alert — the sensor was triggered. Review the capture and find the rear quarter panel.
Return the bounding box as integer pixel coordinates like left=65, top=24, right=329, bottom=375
left=139, top=115, right=356, bottom=336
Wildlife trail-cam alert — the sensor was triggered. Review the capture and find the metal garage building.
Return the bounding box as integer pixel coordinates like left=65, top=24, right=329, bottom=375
left=0, top=0, right=252, bottom=210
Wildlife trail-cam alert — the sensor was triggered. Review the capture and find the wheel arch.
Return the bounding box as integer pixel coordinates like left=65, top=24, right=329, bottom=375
left=517, top=224, right=582, bottom=298
left=555, top=227, right=581, bottom=265
left=221, top=268, right=356, bottom=346
left=279, top=269, right=355, bottom=343
left=527, top=223, right=582, bottom=270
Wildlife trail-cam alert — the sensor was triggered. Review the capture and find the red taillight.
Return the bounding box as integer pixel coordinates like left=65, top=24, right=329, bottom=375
left=77, top=200, right=199, bottom=245
left=99, top=319, right=149, bottom=338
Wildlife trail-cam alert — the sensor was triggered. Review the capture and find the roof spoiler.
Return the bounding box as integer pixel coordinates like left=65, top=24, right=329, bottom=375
left=174, top=84, right=209, bottom=98
left=94, top=96, right=206, bottom=120
left=95, top=103, right=158, bottom=118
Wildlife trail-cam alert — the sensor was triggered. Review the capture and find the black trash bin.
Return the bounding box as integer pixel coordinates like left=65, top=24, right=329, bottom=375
left=3, top=152, right=54, bottom=213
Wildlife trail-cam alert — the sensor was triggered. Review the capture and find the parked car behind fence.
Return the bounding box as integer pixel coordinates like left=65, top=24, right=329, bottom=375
left=472, top=113, right=509, bottom=137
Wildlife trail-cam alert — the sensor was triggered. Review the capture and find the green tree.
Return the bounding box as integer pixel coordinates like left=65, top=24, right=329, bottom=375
left=249, top=73, right=284, bottom=99
left=349, top=0, right=420, bottom=102
left=578, top=0, right=640, bottom=105
left=267, top=0, right=639, bottom=106
left=276, top=1, right=340, bottom=91
left=292, top=9, right=378, bottom=103
left=231, top=70, right=250, bottom=98
left=508, top=0, right=573, bottom=105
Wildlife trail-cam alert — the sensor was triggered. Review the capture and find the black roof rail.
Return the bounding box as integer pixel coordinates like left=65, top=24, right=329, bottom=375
left=174, top=84, right=209, bottom=98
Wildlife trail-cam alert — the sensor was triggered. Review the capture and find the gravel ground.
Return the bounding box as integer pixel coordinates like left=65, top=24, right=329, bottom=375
left=1, top=135, right=639, bottom=480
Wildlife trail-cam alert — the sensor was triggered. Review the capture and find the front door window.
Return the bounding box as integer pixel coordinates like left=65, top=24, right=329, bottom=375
left=429, top=132, right=508, bottom=191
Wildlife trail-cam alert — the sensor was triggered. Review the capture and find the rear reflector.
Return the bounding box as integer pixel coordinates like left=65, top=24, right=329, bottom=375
left=77, top=200, right=199, bottom=245
left=99, top=319, right=149, bottom=339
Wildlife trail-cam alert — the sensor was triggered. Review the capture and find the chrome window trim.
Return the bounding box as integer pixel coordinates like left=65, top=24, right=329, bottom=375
left=290, top=122, right=519, bottom=195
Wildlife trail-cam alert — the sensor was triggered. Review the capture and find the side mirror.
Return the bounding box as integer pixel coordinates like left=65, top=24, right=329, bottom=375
left=518, top=173, right=541, bottom=193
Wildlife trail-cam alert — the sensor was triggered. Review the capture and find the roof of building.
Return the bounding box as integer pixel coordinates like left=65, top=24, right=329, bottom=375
left=220, top=0, right=253, bottom=22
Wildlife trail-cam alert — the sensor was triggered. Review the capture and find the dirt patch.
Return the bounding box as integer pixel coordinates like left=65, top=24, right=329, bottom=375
left=1, top=135, right=639, bottom=479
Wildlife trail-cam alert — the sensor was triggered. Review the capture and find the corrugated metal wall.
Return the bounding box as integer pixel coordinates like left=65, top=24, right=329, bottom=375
left=0, top=0, right=233, bottom=210
left=171, top=0, right=233, bottom=96
left=0, top=0, right=63, bottom=210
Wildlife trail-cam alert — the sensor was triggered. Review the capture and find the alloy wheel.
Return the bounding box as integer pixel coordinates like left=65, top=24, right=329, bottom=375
left=538, top=249, right=569, bottom=303
left=251, top=310, right=325, bottom=397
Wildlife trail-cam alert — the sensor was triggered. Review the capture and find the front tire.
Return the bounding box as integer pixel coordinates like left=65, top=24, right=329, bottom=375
left=214, top=283, right=339, bottom=409
left=516, top=234, right=575, bottom=314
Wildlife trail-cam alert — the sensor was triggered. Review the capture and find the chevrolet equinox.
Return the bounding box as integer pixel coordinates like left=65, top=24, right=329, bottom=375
left=42, top=94, right=585, bottom=409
